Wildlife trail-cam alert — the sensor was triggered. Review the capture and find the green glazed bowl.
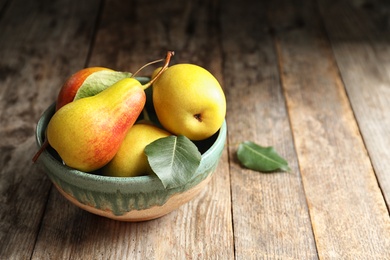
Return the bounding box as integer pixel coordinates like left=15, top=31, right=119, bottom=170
left=35, top=101, right=226, bottom=222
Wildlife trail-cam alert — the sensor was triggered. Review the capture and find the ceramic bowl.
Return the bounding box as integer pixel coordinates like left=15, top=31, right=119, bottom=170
left=34, top=93, right=226, bottom=222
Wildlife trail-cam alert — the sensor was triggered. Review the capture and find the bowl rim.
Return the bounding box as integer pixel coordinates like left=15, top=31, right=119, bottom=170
left=35, top=102, right=227, bottom=187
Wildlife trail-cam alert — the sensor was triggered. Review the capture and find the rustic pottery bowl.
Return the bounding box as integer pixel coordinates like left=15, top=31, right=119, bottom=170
left=34, top=98, right=226, bottom=222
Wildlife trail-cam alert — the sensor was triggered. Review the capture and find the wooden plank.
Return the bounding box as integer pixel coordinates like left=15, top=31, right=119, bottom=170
left=0, top=0, right=9, bottom=16
left=31, top=0, right=234, bottom=259
left=0, top=0, right=102, bottom=259
left=220, top=0, right=318, bottom=258
left=318, top=0, right=390, bottom=207
left=270, top=0, right=390, bottom=258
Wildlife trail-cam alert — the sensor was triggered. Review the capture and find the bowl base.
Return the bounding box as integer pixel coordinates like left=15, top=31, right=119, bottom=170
left=53, top=172, right=214, bottom=222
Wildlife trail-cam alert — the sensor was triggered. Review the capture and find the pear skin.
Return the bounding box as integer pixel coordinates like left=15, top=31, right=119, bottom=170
left=56, top=67, right=112, bottom=111
left=152, top=64, right=226, bottom=141
left=47, top=78, right=146, bottom=172
left=102, top=124, right=171, bottom=177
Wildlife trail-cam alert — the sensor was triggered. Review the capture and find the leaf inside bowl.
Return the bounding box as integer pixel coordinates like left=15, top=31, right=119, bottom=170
left=145, top=135, right=202, bottom=189
left=74, top=70, right=132, bottom=100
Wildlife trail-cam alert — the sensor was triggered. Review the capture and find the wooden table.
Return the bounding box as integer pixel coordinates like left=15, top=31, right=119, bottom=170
left=2, top=0, right=390, bottom=259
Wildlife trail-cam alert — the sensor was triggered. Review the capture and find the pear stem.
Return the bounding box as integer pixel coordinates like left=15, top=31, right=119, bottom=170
left=132, top=58, right=165, bottom=78
left=32, top=139, right=49, bottom=163
left=142, top=51, right=174, bottom=90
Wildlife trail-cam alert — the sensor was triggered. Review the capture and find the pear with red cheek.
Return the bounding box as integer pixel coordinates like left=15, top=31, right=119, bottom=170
left=56, top=67, right=132, bottom=111
left=56, top=67, right=111, bottom=110
left=46, top=78, right=147, bottom=172
left=32, top=67, right=130, bottom=162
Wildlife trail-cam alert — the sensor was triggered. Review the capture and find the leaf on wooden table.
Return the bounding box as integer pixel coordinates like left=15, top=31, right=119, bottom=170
left=74, top=70, right=132, bottom=100
left=237, top=141, right=291, bottom=173
left=145, top=135, right=202, bottom=189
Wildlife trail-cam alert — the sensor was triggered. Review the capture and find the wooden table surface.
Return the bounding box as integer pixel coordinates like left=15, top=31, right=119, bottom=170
left=2, top=0, right=390, bottom=259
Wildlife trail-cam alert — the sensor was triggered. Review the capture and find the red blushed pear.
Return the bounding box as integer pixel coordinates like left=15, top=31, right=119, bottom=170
left=33, top=51, right=174, bottom=171
left=56, top=67, right=112, bottom=111
left=46, top=77, right=146, bottom=172
left=33, top=67, right=129, bottom=163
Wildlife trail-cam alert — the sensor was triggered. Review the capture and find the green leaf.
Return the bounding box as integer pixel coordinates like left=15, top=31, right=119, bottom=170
left=237, top=141, right=291, bottom=173
left=145, top=135, right=202, bottom=189
left=74, top=70, right=132, bottom=100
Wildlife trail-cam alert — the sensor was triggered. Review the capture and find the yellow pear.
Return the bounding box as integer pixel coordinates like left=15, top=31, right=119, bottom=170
left=102, top=123, right=171, bottom=177
left=152, top=64, right=226, bottom=141
left=46, top=78, right=146, bottom=172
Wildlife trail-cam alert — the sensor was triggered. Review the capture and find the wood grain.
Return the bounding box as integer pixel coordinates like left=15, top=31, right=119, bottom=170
left=271, top=0, right=390, bottom=258
left=318, top=0, right=390, bottom=207
left=0, top=0, right=9, bottom=15
left=2, top=0, right=390, bottom=258
left=0, top=0, right=101, bottom=259
left=221, top=0, right=318, bottom=259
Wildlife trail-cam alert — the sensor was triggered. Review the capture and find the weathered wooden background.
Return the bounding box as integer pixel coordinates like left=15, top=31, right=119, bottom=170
left=1, top=0, right=390, bottom=259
